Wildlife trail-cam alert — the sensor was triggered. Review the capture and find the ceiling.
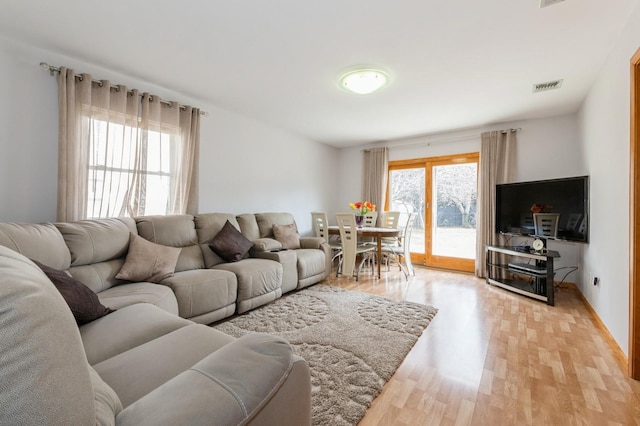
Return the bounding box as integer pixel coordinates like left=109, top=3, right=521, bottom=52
left=1, top=0, right=638, bottom=148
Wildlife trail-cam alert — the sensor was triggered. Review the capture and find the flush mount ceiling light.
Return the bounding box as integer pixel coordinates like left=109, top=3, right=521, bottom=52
left=339, top=68, right=389, bottom=94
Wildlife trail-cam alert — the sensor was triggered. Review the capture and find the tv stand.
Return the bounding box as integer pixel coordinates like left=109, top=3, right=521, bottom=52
left=485, top=245, right=559, bottom=305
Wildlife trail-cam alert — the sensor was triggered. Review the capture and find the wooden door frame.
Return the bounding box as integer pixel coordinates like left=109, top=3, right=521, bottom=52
left=386, top=152, right=479, bottom=273
left=427, top=155, right=479, bottom=272
left=629, top=47, right=640, bottom=379
left=385, top=160, right=427, bottom=266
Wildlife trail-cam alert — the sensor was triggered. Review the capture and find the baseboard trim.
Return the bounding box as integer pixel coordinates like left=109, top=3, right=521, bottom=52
left=563, top=282, right=629, bottom=375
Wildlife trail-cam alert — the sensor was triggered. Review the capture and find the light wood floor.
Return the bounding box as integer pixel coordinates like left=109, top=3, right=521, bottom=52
left=325, top=266, right=640, bottom=425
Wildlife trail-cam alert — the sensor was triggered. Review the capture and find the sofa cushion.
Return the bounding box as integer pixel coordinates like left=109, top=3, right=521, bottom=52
left=93, top=324, right=235, bottom=408
left=194, top=213, right=242, bottom=268
left=116, top=233, right=181, bottom=283
left=135, top=215, right=205, bottom=272
left=208, top=220, right=253, bottom=263
left=97, top=282, right=179, bottom=315
left=67, top=259, right=127, bottom=294
left=57, top=218, right=138, bottom=293
left=255, top=212, right=298, bottom=238
left=296, top=248, right=328, bottom=283
left=236, top=213, right=261, bottom=240
left=160, top=269, right=238, bottom=321
left=32, top=259, right=114, bottom=325
left=0, top=246, right=95, bottom=425
left=273, top=223, right=301, bottom=249
left=214, top=258, right=283, bottom=314
left=81, top=303, right=193, bottom=365
left=0, top=222, right=71, bottom=270
left=115, top=334, right=298, bottom=426
left=56, top=217, right=137, bottom=266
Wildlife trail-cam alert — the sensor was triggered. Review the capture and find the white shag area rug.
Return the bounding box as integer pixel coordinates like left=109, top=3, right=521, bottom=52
left=213, top=284, right=438, bottom=426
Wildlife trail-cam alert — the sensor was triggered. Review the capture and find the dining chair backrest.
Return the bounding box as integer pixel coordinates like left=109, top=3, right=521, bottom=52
left=400, top=212, right=417, bottom=276
left=380, top=211, right=400, bottom=229
left=363, top=211, right=378, bottom=227
left=311, top=211, right=329, bottom=243
left=380, top=211, right=401, bottom=245
left=336, top=213, right=358, bottom=278
left=401, top=213, right=416, bottom=251
left=533, top=213, right=559, bottom=238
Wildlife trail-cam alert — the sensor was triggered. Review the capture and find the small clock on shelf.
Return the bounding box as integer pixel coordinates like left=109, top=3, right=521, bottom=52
left=532, top=238, right=545, bottom=252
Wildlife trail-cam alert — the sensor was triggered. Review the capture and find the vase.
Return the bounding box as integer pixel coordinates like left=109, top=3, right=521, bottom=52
left=355, top=215, right=364, bottom=228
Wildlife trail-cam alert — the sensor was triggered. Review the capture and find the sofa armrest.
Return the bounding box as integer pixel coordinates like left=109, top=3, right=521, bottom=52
left=116, top=333, right=311, bottom=426
left=249, top=238, right=282, bottom=253
left=299, top=237, right=324, bottom=250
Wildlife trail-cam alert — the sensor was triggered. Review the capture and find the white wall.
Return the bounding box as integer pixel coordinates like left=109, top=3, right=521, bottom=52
left=0, top=36, right=339, bottom=234
left=577, top=3, right=640, bottom=356
left=336, top=114, right=584, bottom=271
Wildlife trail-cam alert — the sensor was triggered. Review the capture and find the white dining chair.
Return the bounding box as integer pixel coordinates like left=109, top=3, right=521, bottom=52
left=336, top=213, right=376, bottom=280
left=364, top=210, right=400, bottom=248
left=363, top=211, right=378, bottom=227
left=311, top=211, right=342, bottom=266
left=380, top=211, right=400, bottom=229
left=359, top=211, right=379, bottom=245
left=380, top=211, right=401, bottom=246
left=533, top=213, right=560, bottom=238
left=381, top=212, right=416, bottom=279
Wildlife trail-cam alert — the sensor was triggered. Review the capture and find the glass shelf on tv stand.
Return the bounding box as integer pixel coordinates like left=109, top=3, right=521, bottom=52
left=485, top=245, right=560, bottom=306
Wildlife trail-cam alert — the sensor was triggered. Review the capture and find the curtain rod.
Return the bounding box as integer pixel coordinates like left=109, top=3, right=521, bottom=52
left=40, top=62, right=208, bottom=116
left=367, top=127, right=521, bottom=151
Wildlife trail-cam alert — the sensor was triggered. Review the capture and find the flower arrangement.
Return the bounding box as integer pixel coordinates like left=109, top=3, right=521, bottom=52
left=530, top=203, right=552, bottom=213
left=349, top=201, right=376, bottom=216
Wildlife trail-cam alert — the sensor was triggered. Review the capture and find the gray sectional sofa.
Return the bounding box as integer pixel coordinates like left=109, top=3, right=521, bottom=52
left=0, top=212, right=328, bottom=425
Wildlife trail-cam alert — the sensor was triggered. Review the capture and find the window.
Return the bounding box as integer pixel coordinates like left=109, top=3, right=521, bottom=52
left=56, top=69, right=200, bottom=222
left=87, top=116, right=180, bottom=218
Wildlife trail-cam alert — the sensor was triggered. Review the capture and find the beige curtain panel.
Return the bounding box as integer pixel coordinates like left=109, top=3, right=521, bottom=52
left=56, top=68, right=200, bottom=221
left=475, top=130, right=516, bottom=277
left=361, top=147, right=389, bottom=220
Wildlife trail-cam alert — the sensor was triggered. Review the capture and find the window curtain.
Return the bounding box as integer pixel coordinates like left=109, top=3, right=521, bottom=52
left=361, top=147, right=389, bottom=219
left=475, top=130, right=516, bottom=277
left=56, top=67, right=200, bottom=221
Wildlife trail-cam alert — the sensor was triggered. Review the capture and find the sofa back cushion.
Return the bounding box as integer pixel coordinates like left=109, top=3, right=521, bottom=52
left=255, top=213, right=299, bottom=238
left=56, top=218, right=137, bottom=293
left=0, top=245, right=98, bottom=425
left=135, top=214, right=204, bottom=272
left=194, top=213, right=242, bottom=268
left=0, top=222, right=71, bottom=270
left=236, top=213, right=261, bottom=240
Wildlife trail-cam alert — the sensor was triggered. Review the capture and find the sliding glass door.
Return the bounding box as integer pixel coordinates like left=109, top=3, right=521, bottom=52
left=387, top=153, right=478, bottom=272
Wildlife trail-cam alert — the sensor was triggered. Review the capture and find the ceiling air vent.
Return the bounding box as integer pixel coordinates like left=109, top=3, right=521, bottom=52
left=533, top=79, right=563, bottom=93
left=540, top=0, right=565, bottom=7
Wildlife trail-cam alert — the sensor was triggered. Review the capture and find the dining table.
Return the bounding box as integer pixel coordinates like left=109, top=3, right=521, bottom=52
left=327, top=225, right=401, bottom=278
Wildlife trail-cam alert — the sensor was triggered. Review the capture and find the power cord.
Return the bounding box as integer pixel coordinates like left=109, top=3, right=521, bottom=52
left=554, top=266, right=578, bottom=288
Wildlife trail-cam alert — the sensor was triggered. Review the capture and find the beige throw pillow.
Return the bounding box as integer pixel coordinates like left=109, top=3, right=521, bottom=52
left=115, top=233, right=181, bottom=283
left=272, top=223, right=301, bottom=249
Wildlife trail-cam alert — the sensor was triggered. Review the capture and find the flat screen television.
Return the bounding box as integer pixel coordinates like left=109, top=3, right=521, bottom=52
left=495, top=176, right=589, bottom=243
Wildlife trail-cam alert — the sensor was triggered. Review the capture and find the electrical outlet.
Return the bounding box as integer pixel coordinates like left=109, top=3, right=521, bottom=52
left=593, top=276, right=599, bottom=286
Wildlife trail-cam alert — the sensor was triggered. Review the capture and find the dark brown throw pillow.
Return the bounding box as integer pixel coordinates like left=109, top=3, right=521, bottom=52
left=31, top=259, right=114, bottom=325
left=209, top=220, right=254, bottom=262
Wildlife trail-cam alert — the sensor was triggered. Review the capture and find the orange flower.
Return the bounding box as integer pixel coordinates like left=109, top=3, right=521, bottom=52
left=530, top=203, right=552, bottom=213
left=350, top=201, right=376, bottom=215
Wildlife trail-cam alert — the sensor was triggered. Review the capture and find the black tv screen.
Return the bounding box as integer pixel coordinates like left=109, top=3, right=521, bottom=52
left=495, top=176, right=589, bottom=243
